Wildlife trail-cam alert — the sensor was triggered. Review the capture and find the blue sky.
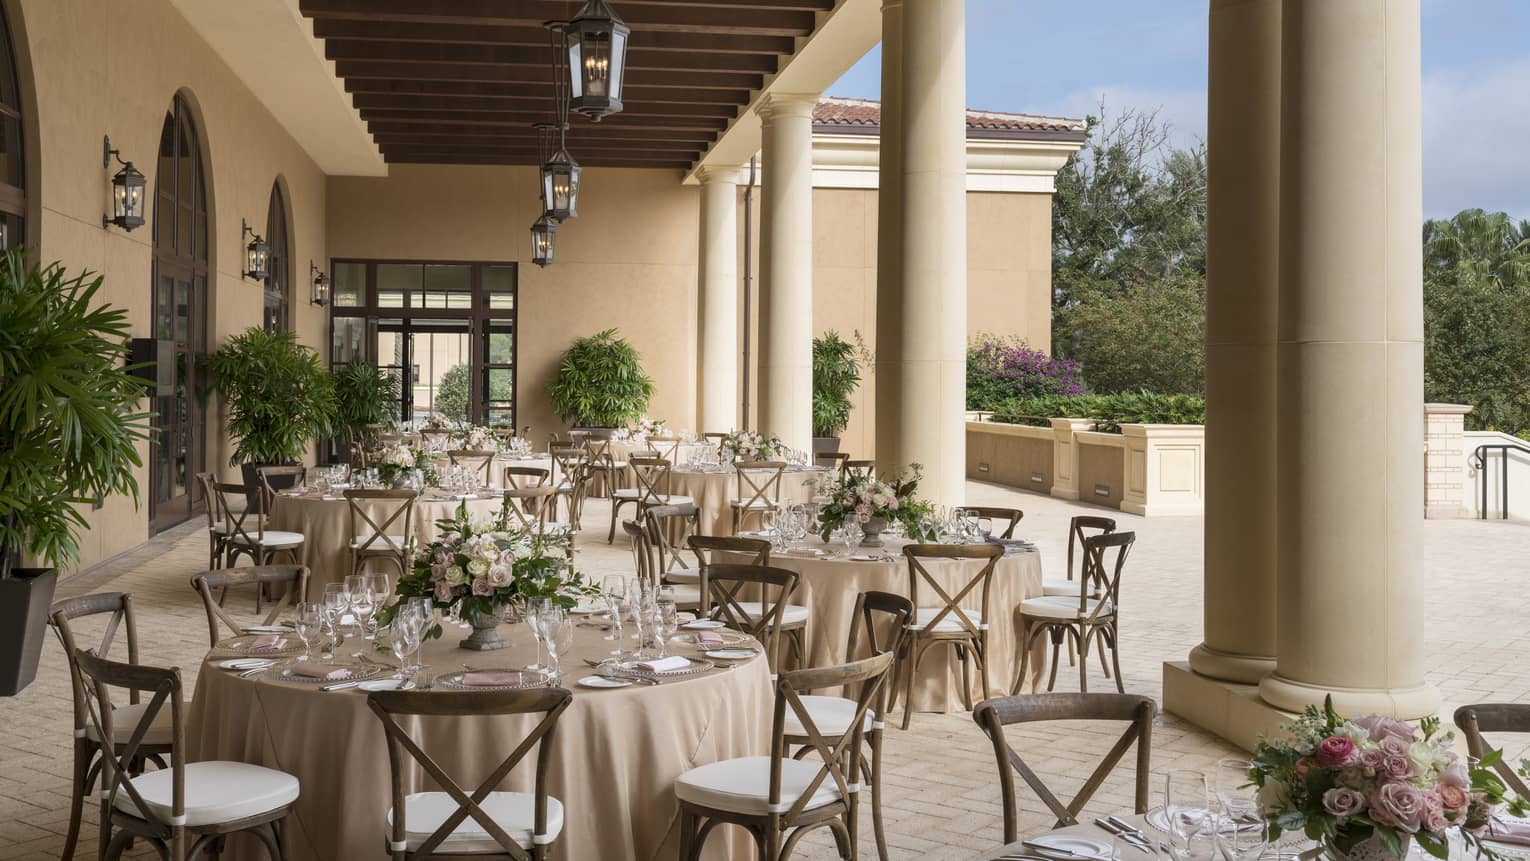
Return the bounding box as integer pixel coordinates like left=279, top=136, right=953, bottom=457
left=828, top=0, right=1530, bottom=219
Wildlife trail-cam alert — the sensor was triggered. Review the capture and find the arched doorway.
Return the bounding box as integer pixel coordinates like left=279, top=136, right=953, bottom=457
left=149, top=93, right=209, bottom=532
left=263, top=179, right=290, bottom=332
left=0, top=2, right=26, bottom=248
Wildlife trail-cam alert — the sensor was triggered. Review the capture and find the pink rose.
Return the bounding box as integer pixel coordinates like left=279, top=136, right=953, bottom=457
left=471, top=578, right=492, bottom=596
left=1358, top=747, right=1386, bottom=774
left=434, top=581, right=453, bottom=602
left=1354, top=714, right=1417, bottom=743
left=1295, top=757, right=1316, bottom=779
left=1419, top=791, right=1448, bottom=833
left=1317, top=736, right=1358, bottom=768
left=1378, top=736, right=1414, bottom=780
left=1323, top=787, right=1367, bottom=819
left=1371, top=783, right=1424, bottom=833
left=1439, top=784, right=1469, bottom=813
left=1440, top=760, right=1469, bottom=789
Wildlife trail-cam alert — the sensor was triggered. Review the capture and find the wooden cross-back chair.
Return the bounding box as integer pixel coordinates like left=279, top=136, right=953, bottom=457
left=367, top=687, right=573, bottom=861
left=502, top=466, right=550, bottom=490
left=642, top=503, right=705, bottom=607
left=196, top=472, right=230, bottom=570
left=607, top=456, right=693, bottom=543
left=345, top=489, right=417, bottom=579
left=676, top=651, right=897, bottom=861
left=256, top=465, right=306, bottom=507
left=647, top=436, right=682, bottom=463
left=1042, top=515, right=1117, bottom=598
left=787, top=591, right=913, bottom=861
left=72, top=649, right=299, bottom=861
left=700, top=431, right=729, bottom=444
left=964, top=506, right=1025, bottom=540
left=446, top=450, right=497, bottom=486
left=418, top=428, right=455, bottom=451
left=731, top=460, right=785, bottom=534
left=813, top=451, right=849, bottom=473
left=190, top=566, right=310, bottom=647
left=892, top=543, right=1003, bottom=729
left=582, top=438, right=622, bottom=497
left=1013, top=530, right=1136, bottom=696
left=1455, top=704, right=1530, bottom=801
left=502, top=486, right=558, bottom=535
left=211, top=482, right=305, bottom=612
left=704, top=563, right=806, bottom=674
left=47, top=592, right=168, bottom=861
left=548, top=446, right=589, bottom=524
left=687, top=535, right=771, bottom=615
left=973, top=693, right=1156, bottom=843
left=841, top=460, right=875, bottom=483
left=622, top=519, right=654, bottom=585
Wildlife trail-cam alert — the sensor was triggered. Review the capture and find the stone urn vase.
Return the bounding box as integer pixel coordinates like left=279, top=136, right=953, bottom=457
left=860, top=516, right=887, bottom=547
left=1305, top=835, right=1410, bottom=861
left=459, top=608, right=508, bottom=651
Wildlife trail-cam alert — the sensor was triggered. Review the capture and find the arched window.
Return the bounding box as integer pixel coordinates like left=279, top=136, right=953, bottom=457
left=263, top=180, right=290, bottom=332
left=0, top=3, right=26, bottom=248
left=150, top=93, right=209, bottom=531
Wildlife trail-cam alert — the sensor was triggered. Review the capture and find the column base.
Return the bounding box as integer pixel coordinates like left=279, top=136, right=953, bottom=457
left=1187, top=643, right=1276, bottom=685
left=1259, top=672, right=1441, bottom=720
left=1163, top=661, right=1292, bottom=752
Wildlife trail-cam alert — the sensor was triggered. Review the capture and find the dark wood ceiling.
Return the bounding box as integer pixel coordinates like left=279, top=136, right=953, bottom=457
left=298, top=0, right=835, bottom=170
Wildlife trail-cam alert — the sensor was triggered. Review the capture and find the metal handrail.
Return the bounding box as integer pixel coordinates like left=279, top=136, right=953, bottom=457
left=1469, top=442, right=1530, bottom=519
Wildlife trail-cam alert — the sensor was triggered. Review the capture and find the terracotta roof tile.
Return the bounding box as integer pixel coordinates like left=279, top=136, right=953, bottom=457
left=814, top=96, right=1086, bottom=136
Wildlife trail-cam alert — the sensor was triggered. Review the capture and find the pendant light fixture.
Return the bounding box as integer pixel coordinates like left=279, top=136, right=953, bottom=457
left=540, top=22, right=581, bottom=222
left=565, top=0, right=630, bottom=121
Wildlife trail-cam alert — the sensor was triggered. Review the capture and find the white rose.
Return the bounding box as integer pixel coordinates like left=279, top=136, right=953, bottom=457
left=486, top=563, right=512, bottom=587
left=445, top=565, right=467, bottom=586
left=467, top=558, right=489, bottom=577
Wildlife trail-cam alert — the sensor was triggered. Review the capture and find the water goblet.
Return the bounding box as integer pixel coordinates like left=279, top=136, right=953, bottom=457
left=294, top=602, right=323, bottom=662
left=1214, top=804, right=1269, bottom=861
left=389, top=615, right=422, bottom=682
left=1164, top=769, right=1211, bottom=858
left=1214, top=758, right=1256, bottom=812
left=348, top=579, right=376, bottom=640
left=343, top=575, right=366, bottom=634
left=655, top=599, right=678, bottom=657
left=366, top=573, right=392, bottom=636
left=601, top=575, right=626, bottom=649
left=541, top=608, right=574, bottom=680
left=841, top=516, right=862, bottom=551
left=525, top=596, right=551, bottom=670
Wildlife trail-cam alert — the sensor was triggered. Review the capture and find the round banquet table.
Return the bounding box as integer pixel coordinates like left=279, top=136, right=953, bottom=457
left=668, top=466, right=830, bottom=536
left=268, top=491, right=504, bottom=595
left=188, top=620, right=771, bottom=861
left=762, top=536, right=1045, bottom=712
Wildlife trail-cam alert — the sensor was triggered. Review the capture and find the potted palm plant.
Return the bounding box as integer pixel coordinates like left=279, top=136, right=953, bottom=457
left=210, top=327, right=336, bottom=488
left=547, top=328, right=655, bottom=437
left=812, top=330, right=871, bottom=454
left=0, top=251, right=150, bottom=695
left=332, top=360, right=396, bottom=461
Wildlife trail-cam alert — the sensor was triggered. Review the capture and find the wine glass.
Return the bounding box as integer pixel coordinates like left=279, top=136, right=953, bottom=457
left=525, top=596, right=551, bottom=671
left=343, top=575, right=366, bottom=633
left=655, top=599, right=678, bottom=657
left=320, top=583, right=348, bottom=657
left=1164, top=770, right=1211, bottom=858
left=349, top=578, right=376, bottom=641
left=541, top=608, right=574, bottom=680
left=1214, top=810, right=1269, bottom=861
left=366, top=573, right=392, bottom=635
left=294, top=602, right=322, bottom=662
left=841, top=516, right=862, bottom=552
left=389, top=615, right=422, bottom=682
left=601, top=575, right=626, bottom=649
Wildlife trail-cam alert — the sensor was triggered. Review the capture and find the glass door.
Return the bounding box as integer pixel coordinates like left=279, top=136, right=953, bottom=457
left=149, top=262, right=204, bottom=531
left=376, top=319, right=473, bottom=424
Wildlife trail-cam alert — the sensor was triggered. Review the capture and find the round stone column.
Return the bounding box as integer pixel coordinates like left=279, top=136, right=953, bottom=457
left=756, top=93, right=817, bottom=453
left=1188, top=0, right=1281, bottom=685
left=1260, top=0, right=1440, bottom=718
left=697, top=166, right=743, bottom=434
left=875, top=0, right=966, bottom=505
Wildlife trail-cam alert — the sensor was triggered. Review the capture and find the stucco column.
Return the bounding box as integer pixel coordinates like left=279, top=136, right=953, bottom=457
left=1260, top=0, right=1440, bottom=718
left=874, top=0, right=966, bottom=505
left=756, top=93, right=816, bottom=452
left=1187, top=0, right=1281, bottom=685
left=697, top=166, right=743, bottom=434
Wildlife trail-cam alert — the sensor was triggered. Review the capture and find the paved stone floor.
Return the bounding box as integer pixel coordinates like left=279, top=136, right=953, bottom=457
left=2, top=480, right=1527, bottom=859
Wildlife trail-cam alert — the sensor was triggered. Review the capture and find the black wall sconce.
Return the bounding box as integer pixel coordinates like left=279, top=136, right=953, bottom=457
left=241, top=219, right=269, bottom=281
left=309, top=261, right=330, bottom=306
left=102, top=136, right=145, bottom=231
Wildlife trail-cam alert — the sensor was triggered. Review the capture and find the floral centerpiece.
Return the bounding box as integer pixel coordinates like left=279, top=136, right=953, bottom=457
left=461, top=424, right=500, bottom=451
left=380, top=502, right=597, bottom=651
left=372, top=440, right=436, bottom=488
left=719, top=429, right=785, bottom=462
left=1251, top=696, right=1526, bottom=859
left=632, top=416, right=667, bottom=437
left=420, top=412, right=462, bottom=432
left=814, top=464, right=935, bottom=547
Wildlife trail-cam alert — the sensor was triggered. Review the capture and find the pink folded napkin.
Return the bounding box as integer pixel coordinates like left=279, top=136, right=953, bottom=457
left=634, top=656, right=691, bottom=673
left=1489, top=818, right=1530, bottom=846
left=695, top=631, right=724, bottom=647
left=289, top=662, right=351, bottom=680
left=250, top=636, right=287, bottom=652
left=461, top=671, right=522, bottom=687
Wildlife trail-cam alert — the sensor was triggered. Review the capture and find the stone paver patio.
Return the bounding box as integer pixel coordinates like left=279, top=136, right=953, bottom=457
left=2, top=480, right=1526, bottom=860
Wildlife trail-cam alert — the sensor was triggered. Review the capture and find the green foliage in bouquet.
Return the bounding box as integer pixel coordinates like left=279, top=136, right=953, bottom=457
left=814, top=464, right=936, bottom=542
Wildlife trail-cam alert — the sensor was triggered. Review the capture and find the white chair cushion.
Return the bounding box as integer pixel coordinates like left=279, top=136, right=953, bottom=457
left=662, top=567, right=701, bottom=584
left=729, top=602, right=809, bottom=626
left=389, top=791, right=564, bottom=852
left=675, top=756, right=843, bottom=816
left=1041, top=577, right=1090, bottom=597
left=910, top=607, right=983, bottom=632
left=611, top=488, right=642, bottom=499
left=114, top=761, right=299, bottom=827
left=783, top=695, right=875, bottom=738
left=229, top=531, right=305, bottom=548
left=656, top=494, right=694, bottom=506
left=1020, top=595, right=1113, bottom=621
left=730, top=498, right=780, bottom=509
left=661, top=584, right=702, bottom=605
left=351, top=535, right=409, bottom=550
left=84, top=701, right=174, bottom=746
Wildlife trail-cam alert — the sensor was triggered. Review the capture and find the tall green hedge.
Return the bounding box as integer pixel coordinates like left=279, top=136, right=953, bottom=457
left=985, top=392, right=1205, bottom=433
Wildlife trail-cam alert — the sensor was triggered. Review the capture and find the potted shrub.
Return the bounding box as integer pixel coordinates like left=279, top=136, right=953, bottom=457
left=547, top=328, right=655, bottom=437
left=332, top=360, right=397, bottom=462
left=210, top=327, right=336, bottom=488
left=812, top=330, right=871, bottom=454
left=0, top=252, right=150, bottom=695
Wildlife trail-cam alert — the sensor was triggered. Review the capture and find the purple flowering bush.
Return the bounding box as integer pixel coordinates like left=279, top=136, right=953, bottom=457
left=967, top=335, right=1087, bottom=410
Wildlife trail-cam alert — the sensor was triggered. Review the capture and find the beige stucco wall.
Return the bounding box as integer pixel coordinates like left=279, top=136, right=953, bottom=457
left=325, top=164, right=701, bottom=442
left=15, top=0, right=329, bottom=571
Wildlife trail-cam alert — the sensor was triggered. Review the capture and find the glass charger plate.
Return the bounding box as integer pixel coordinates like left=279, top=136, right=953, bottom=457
left=270, top=662, right=390, bottom=684
left=616, top=657, right=716, bottom=680
left=435, top=669, right=551, bottom=691
left=214, top=634, right=306, bottom=657
left=679, top=630, right=752, bottom=647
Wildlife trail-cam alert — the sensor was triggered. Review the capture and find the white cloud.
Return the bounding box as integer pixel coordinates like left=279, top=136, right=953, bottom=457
left=1422, top=56, right=1530, bottom=219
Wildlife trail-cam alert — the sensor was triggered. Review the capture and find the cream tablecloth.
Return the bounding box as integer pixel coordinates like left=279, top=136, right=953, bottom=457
left=269, top=492, right=504, bottom=595
left=188, top=621, right=771, bottom=861
left=765, top=537, right=1044, bottom=713
left=668, top=466, right=829, bottom=536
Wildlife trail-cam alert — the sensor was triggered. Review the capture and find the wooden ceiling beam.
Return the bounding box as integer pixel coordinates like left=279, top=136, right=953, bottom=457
left=312, top=19, right=796, bottom=55
left=351, top=93, right=738, bottom=119
left=380, top=144, right=698, bottom=159
left=335, top=59, right=761, bottom=90
left=363, top=120, right=711, bottom=142
left=299, top=0, right=816, bottom=37
left=360, top=109, right=727, bottom=131
left=382, top=153, right=693, bottom=170
left=372, top=134, right=702, bottom=151
left=324, top=39, right=780, bottom=74
left=343, top=78, right=751, bottom=106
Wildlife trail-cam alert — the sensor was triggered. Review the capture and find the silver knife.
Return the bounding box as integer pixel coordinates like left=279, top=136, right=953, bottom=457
left=1021, top=841, right=1090, bottom=859
left=322, top=680, right=363, bottom=691
left=1095, top=818, right=1152, bottom=850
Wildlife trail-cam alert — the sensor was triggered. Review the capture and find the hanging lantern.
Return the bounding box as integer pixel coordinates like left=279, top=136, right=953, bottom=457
left=566, top=0, right=629, bottom=121
left=309, top=261, right=331, bottom=307
left=531, top=214, right=557, bottom=268
left=540, top=143, right=581, bottom=222
left=102, top=136, right=146, bottom=231
left=242, top=220, right=269, bottom=281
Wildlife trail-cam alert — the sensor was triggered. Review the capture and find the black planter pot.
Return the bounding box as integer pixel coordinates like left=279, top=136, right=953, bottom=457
left=241, top=461, right=301, bottom=509
left=0, top=568, right=58, bottom=696
left=812, top=436, right=841, bottom=455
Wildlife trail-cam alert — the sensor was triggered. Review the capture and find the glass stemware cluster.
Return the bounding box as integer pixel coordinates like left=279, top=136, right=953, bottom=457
left=1126, top=763, right=1269, bottom=860
left=310, top=464, right=351, bottom=494
left=342, top=573, right=392, bottom=640
left=525, top=598, right=574, bottom=680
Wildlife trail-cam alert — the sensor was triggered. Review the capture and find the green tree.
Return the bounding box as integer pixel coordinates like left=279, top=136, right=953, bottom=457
left=433, top=363, right=511, bottom=423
